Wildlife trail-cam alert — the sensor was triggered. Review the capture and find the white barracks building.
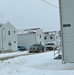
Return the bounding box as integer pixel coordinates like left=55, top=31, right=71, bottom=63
left=17, top=28, right=44, bottom=49
left=0, top=21, right=18, bottom=53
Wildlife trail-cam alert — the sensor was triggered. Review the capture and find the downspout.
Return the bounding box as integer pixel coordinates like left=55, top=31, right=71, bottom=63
left=59, top=0, right=64, bottom=64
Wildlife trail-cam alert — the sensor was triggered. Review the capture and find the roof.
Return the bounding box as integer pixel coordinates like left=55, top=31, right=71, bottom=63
left=17, top=31, right=36, bottom=35
left=44, top=31, right=57, bottom=34
left=17, top=28, right=41, bottom=34
left=44, top=31, right=57, bottom=36
left=0, top=21, right=9, bottom=27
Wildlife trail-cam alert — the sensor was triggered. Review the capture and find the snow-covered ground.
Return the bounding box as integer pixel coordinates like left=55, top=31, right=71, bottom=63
left=0, top=51, right=29, bottom=58
left=0, top=51, right=74, bottom=75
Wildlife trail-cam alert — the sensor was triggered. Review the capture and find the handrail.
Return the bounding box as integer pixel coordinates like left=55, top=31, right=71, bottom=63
left=54, top=47, right=62, bottom=59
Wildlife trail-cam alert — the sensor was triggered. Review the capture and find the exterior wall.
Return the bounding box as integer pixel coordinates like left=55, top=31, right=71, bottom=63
left=0, top=28, right=1, bottom=51
left=44, top=31, right=59, bottom=44
left=44, top=31, right=60, bottom=48
left=36, top=29, right=44, bottom=45
left=0, top=22, right=18, bottom=52
left=17, top=33, right=36, bottom=49
left=17, top=29, right=44, bottom=49
left=44, top=33, right=50, bottom=44
left=59, top=0, right=74, bottom=63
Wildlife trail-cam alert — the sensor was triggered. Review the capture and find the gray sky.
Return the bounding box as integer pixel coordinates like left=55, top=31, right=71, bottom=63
left=0, top=0, right=60, bottom=31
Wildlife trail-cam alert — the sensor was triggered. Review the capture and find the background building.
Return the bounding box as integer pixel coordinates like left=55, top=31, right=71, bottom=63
left=17, top=28, right=44, bottom=49
left=0, top=21, right=18, bottom=53
left=44, top=31, right=60, bottom=46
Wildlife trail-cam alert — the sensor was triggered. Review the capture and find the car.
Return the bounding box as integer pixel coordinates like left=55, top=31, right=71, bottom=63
left=18, top=45, right=26, bottom=51
left=29, top=44, right=45, bottom=53
left=45, top=42, right=57, bottom=50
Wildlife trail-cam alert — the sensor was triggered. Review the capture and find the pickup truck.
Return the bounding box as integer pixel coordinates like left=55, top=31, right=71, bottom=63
left=45, top=41, right=58, bottom=50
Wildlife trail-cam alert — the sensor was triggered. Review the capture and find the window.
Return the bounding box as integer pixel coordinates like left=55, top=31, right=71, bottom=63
left=56, top=36, right=58, bottom=39
left=44, top=36, right=47, bottom=40
left=8, top=31, right=10, bottom=35
left=50, top=36, right=53, bottom=39
left=40, top=35, right=41, bottom=38
left=8, top=42, right=11, bottom=46
left=14, top=41, right=16, bottom=43
left=14, top=31, right=15, bottom=33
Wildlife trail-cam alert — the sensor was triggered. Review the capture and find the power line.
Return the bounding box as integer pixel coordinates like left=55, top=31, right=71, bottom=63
left=41, top=0, right=59, bottom=8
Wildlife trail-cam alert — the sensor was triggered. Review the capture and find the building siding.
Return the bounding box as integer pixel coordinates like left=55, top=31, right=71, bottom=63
left=0, top=22, right=17, bottom=52
left=59, top=0, right=74, bottom=62
left=18, top=33, right=36, bottom=49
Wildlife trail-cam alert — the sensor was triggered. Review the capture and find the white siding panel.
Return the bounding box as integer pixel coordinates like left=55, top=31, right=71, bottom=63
left=60, top=0, right=74, bottom=62
left=64, top=42, right=74, bottom=62
left=64, top=42, right=74, bottom=53
left=63, top=33, right=74, bottom=42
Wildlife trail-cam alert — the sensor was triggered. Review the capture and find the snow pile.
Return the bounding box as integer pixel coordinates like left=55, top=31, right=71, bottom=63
left=0, top=51, right=74, bottom=75
left=0, top=51, right=28, bottom=58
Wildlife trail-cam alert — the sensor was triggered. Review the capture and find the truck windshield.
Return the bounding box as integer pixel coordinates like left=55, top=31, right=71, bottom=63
left=46, top=43, right=54, bottom=45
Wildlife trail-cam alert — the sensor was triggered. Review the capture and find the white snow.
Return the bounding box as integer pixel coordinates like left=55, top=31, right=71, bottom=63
left=0, top=51, right=74, bottom=75
left=0, top=51, right=29, bottom=58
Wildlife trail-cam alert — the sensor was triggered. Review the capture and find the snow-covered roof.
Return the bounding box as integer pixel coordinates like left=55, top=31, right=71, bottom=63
left=0, top=21, right=9, bottom=27
left=17, top=30, right=36, bottom=34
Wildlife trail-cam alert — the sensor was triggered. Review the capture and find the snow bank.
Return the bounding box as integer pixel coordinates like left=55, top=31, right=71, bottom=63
left=0, top=51, right=74, bottom=75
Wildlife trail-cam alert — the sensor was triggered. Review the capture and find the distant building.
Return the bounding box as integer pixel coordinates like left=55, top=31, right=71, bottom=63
left=43, top=31, right=60, bottom=44
left=17, top=28, right=44, bottom=49
left=0, top=21, right=18, bottom=53
left=44, top=31, right=61, bottom=48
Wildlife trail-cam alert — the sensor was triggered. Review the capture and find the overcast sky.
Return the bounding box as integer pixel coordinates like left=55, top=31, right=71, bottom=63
left=0, top=0, right=60, bottom=31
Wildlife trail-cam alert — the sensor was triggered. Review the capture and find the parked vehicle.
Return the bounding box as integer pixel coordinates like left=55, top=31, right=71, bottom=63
left=18, top=45, right=26, bottom=51
left=45, top=41, right=57, bottom=50
left=29, top=44, right=45, bottom=53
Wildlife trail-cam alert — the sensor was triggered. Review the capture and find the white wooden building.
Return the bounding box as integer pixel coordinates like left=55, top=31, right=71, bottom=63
left=17, top=28, right=44, bottom=49
left=59, top=0, right=74, bottom=63
left=0, top=21, right=18, bottom=53
left=44, top=31, right=60, bottom=45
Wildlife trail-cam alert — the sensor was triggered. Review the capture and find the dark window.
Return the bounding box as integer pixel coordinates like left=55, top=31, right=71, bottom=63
left=40, top=35, right=41, bottom=38
left=46, top=43, right=54, bottom=45
left=14, top=41, right=16, bottom=43
left=8, top=42, right=11, bottom=46
left=56, top=36, right=58, bottom=39
left=14, top=31, right=15, bottom=33
left=50, top=36, right=53, bottom=39
left=44, top=36, right=47, bottom=40
left=8, top=31, right=10, bottom=35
